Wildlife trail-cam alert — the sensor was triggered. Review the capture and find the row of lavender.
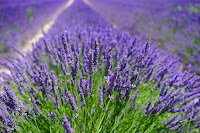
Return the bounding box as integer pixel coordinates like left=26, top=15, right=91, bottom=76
left=0, top=0, right=67, bottom=57
left=0, top=0, right=200, bottom=132
left=90, top=0, right=200, bottom=74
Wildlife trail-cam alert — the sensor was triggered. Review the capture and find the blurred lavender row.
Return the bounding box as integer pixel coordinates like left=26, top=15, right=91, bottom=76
left=0, top=0, right=67, bottom=58
left=90, top=0, right=200, bottom=74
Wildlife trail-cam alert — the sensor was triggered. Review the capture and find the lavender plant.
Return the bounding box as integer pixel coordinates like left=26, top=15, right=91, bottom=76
left=0, top=0, right=200, bottom=132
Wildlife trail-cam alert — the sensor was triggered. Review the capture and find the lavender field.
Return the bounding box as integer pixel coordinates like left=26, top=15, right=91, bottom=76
left=0, top=0, right=200, bottom=132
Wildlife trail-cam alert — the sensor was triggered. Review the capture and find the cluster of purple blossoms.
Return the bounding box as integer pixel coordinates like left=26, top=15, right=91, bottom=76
left=0, top=0, right=199, bottom=132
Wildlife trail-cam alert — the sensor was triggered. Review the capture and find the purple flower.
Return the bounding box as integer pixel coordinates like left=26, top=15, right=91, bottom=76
left=58, top=86, right=65, bottom=105
left=93, top=41, right=100, bottom=66
left=82, top=124, right=84, bottom=132
left=3, top=86, right=18, bottom=113
left=0, top=103, right=15, bottom=132
left=98, top=83, right=103, bottom=106
left=62, top=30, right=69, bottom=53
left=65, top=87, right=78, bottom=111
left=130, top=89, right=140, bottom=104
left=77, top=82, right=85, bottom=107
left=62, top=115, right=74, bottom=133
left=119, top=110, right=125, bottom=122
left=47, top=111, right=57, bottom=122
left=144, top=99, right=152, bottom=116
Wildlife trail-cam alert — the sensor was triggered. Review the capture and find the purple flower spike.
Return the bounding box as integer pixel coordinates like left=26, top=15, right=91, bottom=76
left=77, top=82, right=85, bottom=107
left=93, top=41, right=100, bottom=66
left=144, top=99, right=152, bottom=116
left=3, top=86, right=18, bottom=113
left=65, top=87, right=78, bottom=111
left=98, top=83, right=104, bottom=106
left=62, top=115, right=74, bottom=133
left=119, top=110, right=125, bottom=122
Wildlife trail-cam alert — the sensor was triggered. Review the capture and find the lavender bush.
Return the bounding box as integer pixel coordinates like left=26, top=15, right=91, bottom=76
left=0, top=0, right=200, bottom=132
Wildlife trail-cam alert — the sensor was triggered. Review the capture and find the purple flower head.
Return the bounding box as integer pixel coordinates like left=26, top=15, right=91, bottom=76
left=119, top=110, right=125, bottom=122
left=93, top=40, right=100, bottom=66
left=0, top=103, right=15, bottom=132
left=98, top=83, right=104, bottom=106
left=82, top=124, right=84, bottom=132
left=144, top=99, right=152, bottom=116
left=77, top=82, right=85, bottom=107
left=130, top=89, right=140, bottom=104
left=62, top=114, right=74, bottom=133
left=62, top=30, right=69, bottom=53
left=65, top=87, right=78, bottom=111
left=3, top=86, right=18, bottom=113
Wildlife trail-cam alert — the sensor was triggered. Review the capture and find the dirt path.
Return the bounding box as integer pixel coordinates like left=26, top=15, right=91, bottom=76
left=83, top=0, right=117, bottom=29
left=0, top=0, right=74, bottom=75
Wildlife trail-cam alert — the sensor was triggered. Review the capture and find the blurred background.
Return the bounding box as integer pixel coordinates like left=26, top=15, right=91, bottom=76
left=0, top=0, right=200, bottom=73
left=0, top=0, right=66, bottom=58
left=89, top=0, right=200, bottom=73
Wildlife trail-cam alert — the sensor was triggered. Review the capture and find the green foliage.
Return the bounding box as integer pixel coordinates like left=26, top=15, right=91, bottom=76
left=177, top=5, right=182, bottom=11
left=188, top=4, right=200, bottom=14
left=27, top=7, right=33, bottom=24
left=0, top=41, right=9, bottom=54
